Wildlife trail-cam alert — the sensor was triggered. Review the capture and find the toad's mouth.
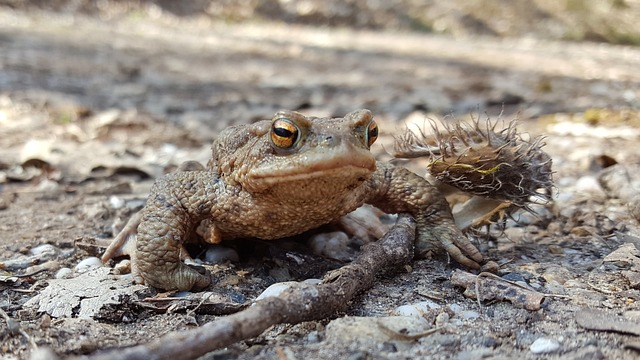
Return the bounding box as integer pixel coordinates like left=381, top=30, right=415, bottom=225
left=246, top=149, right=376, bottom=191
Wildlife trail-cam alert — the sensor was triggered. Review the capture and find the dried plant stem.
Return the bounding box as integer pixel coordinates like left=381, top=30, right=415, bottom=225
left=79, top=214, right=416, bottom=360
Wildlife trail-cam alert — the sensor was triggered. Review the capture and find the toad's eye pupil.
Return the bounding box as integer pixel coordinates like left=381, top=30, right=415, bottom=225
left=271, top=118, right=299, bottom=149
left=366, top=120, right=378, bottom=147
left=274, top=126, right=293, bottom=138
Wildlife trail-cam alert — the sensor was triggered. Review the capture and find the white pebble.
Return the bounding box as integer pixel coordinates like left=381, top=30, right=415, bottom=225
left=530, top=337, right=560, bottom=354
left=114, top=259, right=131, bottom=274
left=75, top=257, right=103, bottom=272
left=392, top=300, right=441, bottom=317
left=554, top=191, right=574, bottom=205
left=302, top=278, right=322, bottom=285
left=575, top=176, right=606, bottom=197
left=255, top=281, right=301, bottom=301
left=308, top=231, right=353, bottom=261
left=446, top=304, right=480, bottom=321
left=55, top=267, right=73, bottom=279
left=459, top=310, right=480, bottom=320
left=29, top=244, right=57, bottom=256
left=126, top=199, right=146, bottom=209
left=204, top=245, right=239, bottom=263
left=36, top=179, right=60, bottom=192
left=109, top=196, right=125, bottom=209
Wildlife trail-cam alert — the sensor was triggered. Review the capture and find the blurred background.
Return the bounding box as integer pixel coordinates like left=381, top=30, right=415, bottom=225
left=1, top=0, right=639, bottom=180
left=5, top=0, right=640, bottom=44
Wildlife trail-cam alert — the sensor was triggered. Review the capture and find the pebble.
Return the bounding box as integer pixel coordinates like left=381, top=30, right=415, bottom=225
left=554, top=191, right=574, bottom=206
left=126, top=199, right=146, bottom=209
left=174, top=291, right=192, bottom=298
left=459, top=310, right=481, bottom=320
left=503, top=227, right=525, bottom=242
left=204, top=245, right=239, bottom=263
left=255, top=279, right=321, bottom=301
left=114, top=259, right=131, bottom=274
left=29, top=244, right=58, bottom=256
left=75, top=257, right=103, bottom=272
left=55, top=267, right=73, bottom=279
left=446, top=304, right=480, bottom=321
left=308, top=231, right=354, bottom=261
left=324, top=316, right=431, bottom=348
left=530, top=337, right=560, bottom=354
left=435, top=312, right=450, bottom=327
left=575, top=176, right=606, bottom=198
left=392, top=300, right=441, bottom=317
left=36, top=179, right=60, bottom=192
left=109, top=196, right=126, bottom=209
left=507, top=205, right=549, bottom=226
left=305, top=330, right=321, bottom=343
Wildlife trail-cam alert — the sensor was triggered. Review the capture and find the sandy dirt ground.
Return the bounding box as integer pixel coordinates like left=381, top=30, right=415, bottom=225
left=2, top=4, right=640, bottom=360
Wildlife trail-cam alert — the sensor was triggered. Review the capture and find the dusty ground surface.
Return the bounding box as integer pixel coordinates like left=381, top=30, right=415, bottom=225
left=2, top=3, right=640, bottom=360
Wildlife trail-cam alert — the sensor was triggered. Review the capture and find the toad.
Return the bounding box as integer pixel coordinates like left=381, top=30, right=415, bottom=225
left=102, top=109, right=483, bottom=291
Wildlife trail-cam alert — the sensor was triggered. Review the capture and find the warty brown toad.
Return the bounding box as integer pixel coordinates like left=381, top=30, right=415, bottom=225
left=102, top=109, right=483, bottom=291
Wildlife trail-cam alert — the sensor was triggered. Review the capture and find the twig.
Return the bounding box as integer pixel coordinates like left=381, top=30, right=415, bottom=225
left=76, top=214, right=417, bottom=360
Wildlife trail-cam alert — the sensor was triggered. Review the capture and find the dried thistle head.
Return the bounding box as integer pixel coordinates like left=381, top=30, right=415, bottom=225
left=394, top=115, right=553, bottom=228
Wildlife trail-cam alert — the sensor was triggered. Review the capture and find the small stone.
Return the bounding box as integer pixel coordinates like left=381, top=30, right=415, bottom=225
left=571, top=226, right=593, bottom=237
left=308, top=231, right=354, bottom=261
left=435, top=312, right=450, bottom=327
left=503, top=227, right=525, bottom=242
left=55, top=268, right=73, bottom=279
left=75, top=257, right=103, bottom=272
left=548, top=245, right=564, bottom=254
left=575, top=176, right=606, bottom=198
left=36, top=179, right=60, bottom=192
left=392, top=300, right=441, bottom=317
left=204, top=245, right=239, bottom=263
left=459, top=310, right=480, bottom=320
left=30, top=244, right=58, bottom=256
left=173, top=291, right=192, bottom=298
left=324, top=316, right=431, bottom=348
left=255, top=281, right=300, bottom=301
left=530, top=337, right=560, bottom=354
left=109, top=196, right=126, bottom=209
left=126, top=199, right=146, bottom=209
left=305, top=330, right=321, bottom=343
left=114, top=259, right=131, bottom=274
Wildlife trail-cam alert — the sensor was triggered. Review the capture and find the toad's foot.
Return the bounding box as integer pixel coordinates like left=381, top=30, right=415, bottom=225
left=415, top=219, right=482, bottom=269
left=135, top=214, right=211, bottom=291
left=137, top=259, right=211, bottom=291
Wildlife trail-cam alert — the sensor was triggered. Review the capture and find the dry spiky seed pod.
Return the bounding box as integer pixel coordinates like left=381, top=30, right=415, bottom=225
left=394, top=115, right=553, bottom=229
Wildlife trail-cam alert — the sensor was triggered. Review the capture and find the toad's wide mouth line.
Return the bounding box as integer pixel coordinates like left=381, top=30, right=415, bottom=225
left=248, top=154, right=377, bottom=183
left=250, top=164, right=376, bottom=184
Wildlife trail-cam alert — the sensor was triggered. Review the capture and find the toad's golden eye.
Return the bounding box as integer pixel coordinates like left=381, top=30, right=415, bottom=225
left=271, top=118, right=299, bottom=149
left=366, top=120, right=378, bottom=147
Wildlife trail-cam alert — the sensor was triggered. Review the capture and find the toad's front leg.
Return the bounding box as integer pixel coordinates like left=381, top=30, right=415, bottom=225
left=366, top=163, right=483, bottom=269
left=135, top=172, right=220, bottom=291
